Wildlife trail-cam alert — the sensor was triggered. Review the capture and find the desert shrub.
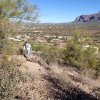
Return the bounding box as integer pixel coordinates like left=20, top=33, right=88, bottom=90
left=95, top=60, right=100, bottom=76
left=63, top=40, right=82, bottom=65
left=40, top=45, right=64, bottom=65
left=82, top=47, right=97, bottom=68
left=32, top=43, right=49, bottom=52
left=0, top=56, right=26, bottom=99
left=63, top=32, right=100, bottom=74
left=0, top=39, right=23, bottom=55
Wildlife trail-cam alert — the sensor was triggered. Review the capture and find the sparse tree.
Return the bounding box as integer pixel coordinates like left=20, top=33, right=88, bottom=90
left=0, top=0, right=39, bottom=53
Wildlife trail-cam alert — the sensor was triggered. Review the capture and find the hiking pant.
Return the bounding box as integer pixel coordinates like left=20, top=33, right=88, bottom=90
left=25, top=49, right=30, bottom=59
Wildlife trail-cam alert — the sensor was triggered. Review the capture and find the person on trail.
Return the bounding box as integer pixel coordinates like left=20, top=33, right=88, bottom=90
left=24, top=42, right=32, bottom=60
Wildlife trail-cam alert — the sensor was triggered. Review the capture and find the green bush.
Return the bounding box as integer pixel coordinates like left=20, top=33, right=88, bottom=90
left=42, top=46, right=60, bottom=64
left=63, top=32, right=100, bottom=73
left=62, top=37, right=83, bottom=66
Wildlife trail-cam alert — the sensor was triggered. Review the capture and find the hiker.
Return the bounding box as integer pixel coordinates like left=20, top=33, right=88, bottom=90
left=24, top=41, right=32, bottom=60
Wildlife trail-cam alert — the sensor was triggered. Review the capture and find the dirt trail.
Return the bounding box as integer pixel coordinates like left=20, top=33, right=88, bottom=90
left=12, top=55, right=50, bottom=100
left=11, top=54, right=100, bottom=100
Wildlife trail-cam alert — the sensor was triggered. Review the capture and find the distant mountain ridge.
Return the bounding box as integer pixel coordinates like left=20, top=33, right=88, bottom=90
left=75, top=12, right=100, bottom=22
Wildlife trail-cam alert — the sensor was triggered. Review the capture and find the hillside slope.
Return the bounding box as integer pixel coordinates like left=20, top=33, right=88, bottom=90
left=10, top=53, right=100, bottom=100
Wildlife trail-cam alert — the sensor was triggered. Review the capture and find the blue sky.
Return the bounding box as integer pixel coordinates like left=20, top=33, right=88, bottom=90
left=29, top=0, right=100, bottom=23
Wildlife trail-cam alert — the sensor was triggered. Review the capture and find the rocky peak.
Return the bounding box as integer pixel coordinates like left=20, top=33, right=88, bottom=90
left=75, top=12, right=100, bottom=22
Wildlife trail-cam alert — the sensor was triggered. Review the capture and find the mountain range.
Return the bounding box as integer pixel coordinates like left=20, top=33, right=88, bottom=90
left=75, top=12, right=100, bottom=22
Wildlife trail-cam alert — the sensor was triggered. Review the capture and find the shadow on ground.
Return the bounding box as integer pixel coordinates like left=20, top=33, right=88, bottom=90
left=43, top=74, right=98, bottom=100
